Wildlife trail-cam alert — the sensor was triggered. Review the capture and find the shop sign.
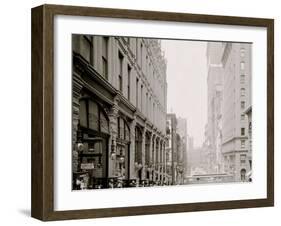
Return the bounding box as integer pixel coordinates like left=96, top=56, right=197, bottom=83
left=81, top=163, right=95, bottom=169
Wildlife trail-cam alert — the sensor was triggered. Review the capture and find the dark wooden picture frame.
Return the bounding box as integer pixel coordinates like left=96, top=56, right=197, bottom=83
left=31, top=4, right=274, bottom=221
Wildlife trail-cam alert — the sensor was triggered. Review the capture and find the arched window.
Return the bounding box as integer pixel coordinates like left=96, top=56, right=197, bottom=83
left=79, top=98, right=109, bottom=134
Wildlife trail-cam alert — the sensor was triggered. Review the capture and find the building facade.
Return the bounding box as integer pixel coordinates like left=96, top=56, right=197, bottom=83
left=244, top=50, right=252, bottom=179
left=72, top=35, right=168, bottom=189
left=206, top=43, right=224, bottom=174
left=206, top=42, right=252, bottom=182
left=222, top=43, right=251, bottom=181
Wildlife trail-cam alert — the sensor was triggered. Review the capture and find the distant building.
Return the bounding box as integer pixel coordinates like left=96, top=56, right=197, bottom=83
left=188, top=147, right=206, bottom=175
left=188, top=136, right=194, bottom=151
left=206, top=43, right=224, bottom=173
left=201, top=124, right=211, bottom=173
left=185, top=135, right=194, bottom=176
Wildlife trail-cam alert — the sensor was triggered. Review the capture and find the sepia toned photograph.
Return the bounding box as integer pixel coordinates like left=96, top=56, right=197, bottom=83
left=71, top=35, right=252, bottom=190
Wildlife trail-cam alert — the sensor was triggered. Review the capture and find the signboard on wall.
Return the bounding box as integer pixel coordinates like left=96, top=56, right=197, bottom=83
left=81, top=163, right=95, bottom=169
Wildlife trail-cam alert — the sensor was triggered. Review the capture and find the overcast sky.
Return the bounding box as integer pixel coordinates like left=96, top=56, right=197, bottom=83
left=161, top=40, right=208, bottom=147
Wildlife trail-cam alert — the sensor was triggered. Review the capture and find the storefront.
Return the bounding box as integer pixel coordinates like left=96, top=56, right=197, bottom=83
left=74, top=97, right=110, bottom=189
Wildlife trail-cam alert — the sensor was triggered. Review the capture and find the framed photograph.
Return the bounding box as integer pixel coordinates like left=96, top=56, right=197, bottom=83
left=31, top=4, right=274, bottom=221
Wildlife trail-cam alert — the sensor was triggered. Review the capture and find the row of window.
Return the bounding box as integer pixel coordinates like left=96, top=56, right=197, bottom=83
left=79, top=35, right=109, bottom=79
left=224, top=153, right=247, bottom=164
left=79, top=98, right=165, bottom=164
left=79, top=35, right=164, bottom=126
left=80, top=36, right=162, bottom=95
left=118, top=42, right=164, bottom=124
left=240, top=47, right=246, bottom=70
left=240, top=48, right=247, bottom=149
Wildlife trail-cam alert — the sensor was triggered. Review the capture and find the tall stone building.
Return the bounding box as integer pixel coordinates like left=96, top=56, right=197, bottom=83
left=206, top=43, right=224, bottom=173
left=72, top=35, right=168, bottom=189
left=207, top=42, right=251, bottom=182
left=221, top=43, right=252, bottom=182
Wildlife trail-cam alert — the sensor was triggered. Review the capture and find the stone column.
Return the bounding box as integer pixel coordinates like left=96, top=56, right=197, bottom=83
left=157, top=138, right=161, bottom=182
left=163, top=141, right=166, bottom=183
left=152, top=134, right=156, bottom=182
left=107, top=98, right=119, bottom=178
left=141, top=128, right=146, bottom=180
left=160, top=141, right=164, bottom=184
left=158, top=139, right=161, bottom=182
left=154, top=136, right=158, bottom=182
left=161, top=140, right=164, bottom=184
left=129, top=115, right=136, bottom=179
left=72, top=72, right=83, bottom=173
left=148, top=133, right=153, bottom=181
